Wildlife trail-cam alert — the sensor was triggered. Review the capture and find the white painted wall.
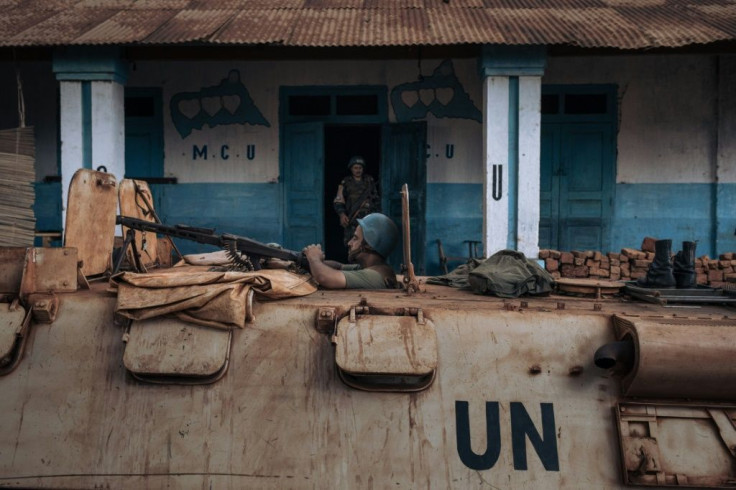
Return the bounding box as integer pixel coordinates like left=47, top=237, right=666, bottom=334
left=517, top=76, right=542, bottom=257
left=59, top=81, right=83, bottom=216
left=544, top=54, right=722, bottom=184
left=3, top=53, right=733, bottom=192
left=90, top=81, right=125, bottom=180
left=128, top=58, right=484, bottom=184
left=718, top=55, right=736, bottom=182
left=482, top=76, right=510, bottom=255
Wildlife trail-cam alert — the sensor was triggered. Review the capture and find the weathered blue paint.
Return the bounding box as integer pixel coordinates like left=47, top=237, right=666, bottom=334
left=509, top=402, right=559, bottom=471
left=426, top=183, right=482, bottom=276
left=427, top=182, right=736, bottom=273
left=381, top=122, right=427, bottom=273
left=33, top=181, right=62, bottom=231
left=34, top=180, right=736, bottom=268
left=125, top=88, right=164, bottom=178
left=610, top=183, right=727, bottom=257
left=539, top=85, right=617, bottom=252
left=478, top=45, right=546, bottom=78
left=391, top=59, right=481, bottom=122
left=170, top=69, right=269, bottom=139
left=52, top=47, right=128, bottom=84
left=455, top=401, right=559, bottom=472
left=81, top=81, right=92, bottom=169
left=455, top=401, right=501, bottom=470
left=281, top=122, right=324, bottom=251
left=716, top=183, right=736, bottom=255
left=151, top=183, right=283, bottom=255
left=507, top=76, right=519, bottom=249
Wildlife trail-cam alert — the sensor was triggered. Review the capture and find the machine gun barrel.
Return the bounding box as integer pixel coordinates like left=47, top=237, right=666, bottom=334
left=116, top=216, right=308, bottom=269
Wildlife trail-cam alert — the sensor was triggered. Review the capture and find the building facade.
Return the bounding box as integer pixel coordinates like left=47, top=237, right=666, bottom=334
left=1, top=3, right=735, bottom=275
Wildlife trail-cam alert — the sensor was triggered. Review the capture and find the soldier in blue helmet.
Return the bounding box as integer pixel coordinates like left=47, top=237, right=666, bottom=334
left=303, top=213, right=398, bottom=289
left=333, top=155, right=381, bottom=247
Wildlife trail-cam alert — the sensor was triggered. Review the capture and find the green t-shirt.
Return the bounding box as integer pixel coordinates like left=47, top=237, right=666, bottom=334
left=341, top=264, right=390, bottom=289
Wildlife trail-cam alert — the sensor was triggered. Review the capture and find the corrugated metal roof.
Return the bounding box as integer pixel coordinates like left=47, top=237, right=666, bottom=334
left=1, top=0, right=735, bottom=49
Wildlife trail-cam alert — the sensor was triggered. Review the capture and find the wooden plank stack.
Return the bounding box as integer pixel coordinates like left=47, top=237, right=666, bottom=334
left=0, top=126, right=35, bottom=246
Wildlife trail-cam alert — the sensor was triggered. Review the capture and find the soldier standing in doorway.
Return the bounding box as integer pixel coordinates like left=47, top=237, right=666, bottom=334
left=333, top=155, right=381, bottom=247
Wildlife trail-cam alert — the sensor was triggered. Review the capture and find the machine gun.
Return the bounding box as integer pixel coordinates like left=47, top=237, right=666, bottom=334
left=115, top=216, right=309, bottom=273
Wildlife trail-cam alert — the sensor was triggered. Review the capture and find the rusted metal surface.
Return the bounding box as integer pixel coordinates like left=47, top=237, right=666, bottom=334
left=1, top=1, right=736, bottom=49
left=27, top=293, right=59, bottom=323
left=0, top=275, right=735, bottom=487
left=617, top=402, right=736, bottom=487
left=123, top=316, right=232, bottom=383
left=18, top=247, right=78, bottom=300
left=0, top=299, right=30, bottom=376
left=333, top=308, right=437, bottom=391
left=118, top=179, right=159, bottom=271
left=0, top=247, right=26, bottom=295
left=613, top=315, right=736, bottom=401
left=556, top=277, right=625, bottom=298
left=64, top=169, right=117, bottom=277
left=0, top=301, right=25, bottom=362
left=400, top=184, right=420, bottom=294
left=74, top=8, right=179, bottom=45
left=143, top=9, right=239, bottom=44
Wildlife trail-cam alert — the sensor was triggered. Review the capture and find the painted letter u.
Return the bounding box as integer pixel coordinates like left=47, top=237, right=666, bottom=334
left=455, top=401, right=502, bottom=470
left=492, top=164, right=503, bottom=201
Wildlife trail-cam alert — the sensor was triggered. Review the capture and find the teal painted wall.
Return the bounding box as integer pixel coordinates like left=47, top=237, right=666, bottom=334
left=610, top=183, right=724, bottom=257
left=426, top=183, right=483, bottom=276
left=425, top=182, right=736, bottom=276
left=34, top=182, right=63, bottom=232
left=151, top=183, right=283, bottom=255
left=32, top=181, right=736, bottom=271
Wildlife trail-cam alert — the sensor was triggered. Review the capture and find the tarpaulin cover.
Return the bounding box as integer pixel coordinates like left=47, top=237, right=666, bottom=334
left=113, top=267, right=317, bottom=329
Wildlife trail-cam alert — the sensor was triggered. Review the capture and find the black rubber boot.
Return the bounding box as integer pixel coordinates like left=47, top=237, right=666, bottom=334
left=673, top=241, right=696, bottom=289
left=637, top=239, right=676, bottom=288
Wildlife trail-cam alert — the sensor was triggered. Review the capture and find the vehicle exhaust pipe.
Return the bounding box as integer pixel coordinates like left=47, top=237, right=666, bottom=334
left=594, top=339, right=635, bottom=373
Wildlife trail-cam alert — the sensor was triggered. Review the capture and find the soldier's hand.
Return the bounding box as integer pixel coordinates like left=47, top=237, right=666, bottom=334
left=339, top=213, right=349, bottom=227
left=303, top=244, right=325, bottom=262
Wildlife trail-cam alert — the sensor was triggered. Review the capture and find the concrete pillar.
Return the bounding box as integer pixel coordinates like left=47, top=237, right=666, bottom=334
left=482, top=76, right=510, bottom=256
left=517, top=76, right=542, bottom=257
left=479, top=46, right=546, bottom=258
left=53, top=48, right=127, bottom=233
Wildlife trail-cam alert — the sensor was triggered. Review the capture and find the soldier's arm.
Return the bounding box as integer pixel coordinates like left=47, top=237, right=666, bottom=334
left=333, top=183, right=347, bottom=216
left=303, top=245, right=347, bottom=289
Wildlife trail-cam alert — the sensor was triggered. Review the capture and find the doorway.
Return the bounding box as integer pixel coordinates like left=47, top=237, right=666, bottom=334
left=539, top=85, right=617, bottom=252
left=323, top=125, right=381, bottom=263
left=124, top=87, right=163, bottom=179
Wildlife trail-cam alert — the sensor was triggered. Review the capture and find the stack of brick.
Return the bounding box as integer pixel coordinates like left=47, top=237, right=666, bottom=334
left=539, top=248, right=736, bottom=287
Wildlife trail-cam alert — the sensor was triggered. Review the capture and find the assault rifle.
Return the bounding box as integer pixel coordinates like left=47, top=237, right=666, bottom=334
left=115, top=215, right=309, bottom=273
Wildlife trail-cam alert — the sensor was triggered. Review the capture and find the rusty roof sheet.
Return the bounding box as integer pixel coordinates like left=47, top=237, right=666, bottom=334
left=0, top=1, right=735, bottom=49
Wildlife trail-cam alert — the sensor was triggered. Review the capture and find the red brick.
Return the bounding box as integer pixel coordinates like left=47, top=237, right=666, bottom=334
left=640, top=237, right=657, bottom=252
left=708, top=270, right=724, bottom=282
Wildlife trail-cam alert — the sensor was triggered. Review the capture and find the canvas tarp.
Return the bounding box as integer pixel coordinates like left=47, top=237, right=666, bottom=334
left=113, top=267, right=317, bottom=330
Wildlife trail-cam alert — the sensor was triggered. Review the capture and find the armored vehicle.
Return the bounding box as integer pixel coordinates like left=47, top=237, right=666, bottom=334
left=1, top=169, right=735, bottom=489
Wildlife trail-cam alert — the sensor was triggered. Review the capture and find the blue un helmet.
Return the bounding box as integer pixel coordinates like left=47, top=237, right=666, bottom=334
left=347, top=155, right=365, bottom=170
left=357, top=213, right=399, bottom=258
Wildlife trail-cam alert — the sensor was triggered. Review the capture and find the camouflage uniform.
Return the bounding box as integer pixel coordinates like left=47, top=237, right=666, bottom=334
left=333, top=175, right=380, bottom=245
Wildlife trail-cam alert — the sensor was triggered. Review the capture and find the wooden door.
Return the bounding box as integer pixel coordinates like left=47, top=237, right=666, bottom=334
left=381, top=122, right=427, bottom=273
